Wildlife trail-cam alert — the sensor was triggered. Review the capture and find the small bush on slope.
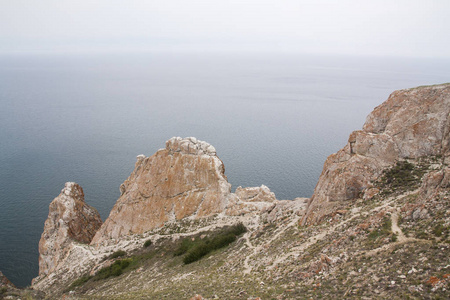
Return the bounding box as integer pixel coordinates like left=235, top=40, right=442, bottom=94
left=181, top=223, right=247, bottom=264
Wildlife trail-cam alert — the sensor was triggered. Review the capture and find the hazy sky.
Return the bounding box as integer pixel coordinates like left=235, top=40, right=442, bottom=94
left=1, top=0, right=449, bottom=57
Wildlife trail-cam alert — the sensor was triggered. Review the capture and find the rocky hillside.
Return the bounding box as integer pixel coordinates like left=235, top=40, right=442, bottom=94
left=0, top=83, right=449, bottom=300
left=303, top=83, right=450, bottom=225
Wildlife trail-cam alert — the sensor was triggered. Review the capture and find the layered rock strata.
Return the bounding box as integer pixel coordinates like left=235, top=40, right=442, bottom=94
left=37, top=182, right=102, bottom=276
left=92, top=137, right=251, bottom=244
left=303, top=83, right=450, bottom=225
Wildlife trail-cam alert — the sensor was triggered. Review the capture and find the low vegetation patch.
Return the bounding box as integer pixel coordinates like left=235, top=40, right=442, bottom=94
left=368, top=216, right=392, bottom=240
left=106, top=250, right=127, bottom=260
left=376, top=160, right=428, bottom=195
left=68, top=248, right=159, bottom=290
left=432, top=222, right=449, bottom=239
left=175, top=223, right=247, bottom=264
left=94, top=258, right=138, bottom=281
left=66, top=275, right=92, bottom=291
left=66, top=224, right=247, bottom=290
left=143, top=239, right=152, bottom=248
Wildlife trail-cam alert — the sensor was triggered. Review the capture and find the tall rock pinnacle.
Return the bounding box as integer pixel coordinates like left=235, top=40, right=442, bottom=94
left=37, top=182, right=102, bottom=276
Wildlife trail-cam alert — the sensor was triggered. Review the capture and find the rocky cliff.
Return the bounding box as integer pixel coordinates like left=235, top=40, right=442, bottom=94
left=22, top=83, right=450, bottom=299
left=36, top=182, right=102, bottom=277
left=303, top=83, right=450, bottom=225
left=91, top=137, right=278, bottom=245
left=30, top=137, right=279, bottom=292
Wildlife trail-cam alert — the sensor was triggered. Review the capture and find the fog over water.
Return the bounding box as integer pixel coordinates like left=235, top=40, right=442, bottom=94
left=0, top=52, right=449, bottom=286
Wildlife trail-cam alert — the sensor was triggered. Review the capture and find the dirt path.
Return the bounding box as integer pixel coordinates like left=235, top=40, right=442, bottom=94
left=265, top=190, right=420, bottom=270
left=364, top=209, right=430, bottom=256
left=391, top=212, right=407, bottom=242
left=243, top=215, right=301, bottom=274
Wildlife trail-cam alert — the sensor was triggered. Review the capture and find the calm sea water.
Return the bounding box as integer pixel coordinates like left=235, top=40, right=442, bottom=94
left=0, top=52, right=449, bottom=287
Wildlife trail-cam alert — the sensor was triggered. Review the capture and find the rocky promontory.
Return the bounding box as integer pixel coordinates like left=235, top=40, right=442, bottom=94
left=23, top=83, right=450, bottom=299
left=91, top=137, right=234, bottom=244
left=303, top=84, right=450, bottom=225
left=91, top=137, right=279, bottom=245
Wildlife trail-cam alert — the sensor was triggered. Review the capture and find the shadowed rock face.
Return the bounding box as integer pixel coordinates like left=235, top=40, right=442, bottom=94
left=37, top=182, right=102, bottom=276
left=91, top=137, right=237, bottom=245
left=303, top=83, right=450, bottom=225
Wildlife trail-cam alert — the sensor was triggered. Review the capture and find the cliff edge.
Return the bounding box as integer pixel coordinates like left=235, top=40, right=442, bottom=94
left=303, top=83, right=450, bottom=225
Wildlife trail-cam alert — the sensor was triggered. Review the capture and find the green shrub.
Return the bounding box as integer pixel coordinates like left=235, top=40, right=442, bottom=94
left=143, top=239, right=152, bottom=248
left=226, top=222, right=247, bottom=236
left=183, top=242, right=211, bottom=264
left=94, top=258, right=135, bottom=281
left=67, top=275, right=92, bottom=290
left=174, top=238, right=196, bottom=256
left=376, top=160, right=428, bottom=195
left=209, top=233, right=236, bottom=249
left=368, top=217, right=392, bottom=240
left=368, top=230, right=380, bottom=240
left=181, top=223, right=246, bottom=264
left=432, top=224, right=445, bottom=237
left=108, top=250, right=126, bottom=259
left=391, top=234, right=398, bottom=242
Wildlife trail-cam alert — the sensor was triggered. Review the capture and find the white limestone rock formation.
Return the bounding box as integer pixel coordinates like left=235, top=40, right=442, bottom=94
left=36, top=182, right=102, bottom=277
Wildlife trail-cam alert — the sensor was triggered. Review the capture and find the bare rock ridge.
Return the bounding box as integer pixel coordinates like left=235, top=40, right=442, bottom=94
left=37, top=182, right=102, bottom=277
left=91, top=137, right=275, bottom=245
left=303, top=83, right=450, bottom=225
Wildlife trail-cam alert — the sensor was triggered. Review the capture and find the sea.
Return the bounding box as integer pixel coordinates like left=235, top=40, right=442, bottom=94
left=0, top=51, right=449, bottom=287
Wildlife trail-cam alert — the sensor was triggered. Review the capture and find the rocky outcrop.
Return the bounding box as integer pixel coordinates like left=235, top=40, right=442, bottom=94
left=418, top=166, right=450, bottom=202
left=235, top=185, right=277, bottom=203
left=303, top=83, right=450, bottom=225
left=91, top=137, right=239, bottom=244
left=225, top=185, right=280, bottom=216
left=32, top=137, right=279, bottom=291
left=37, top=182, right=102, bottom=277
left=262, top=198, right=308, bottom=223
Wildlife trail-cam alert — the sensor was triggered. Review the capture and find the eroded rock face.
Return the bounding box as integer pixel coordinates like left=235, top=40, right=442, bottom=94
left=418, top=166, right=450, bottom=202
left=91, top=137, right=237, bottom=245
left=303, top=83, right=450, bottom=225
left=38, top=182, right=102, bottom=276
left=226, top=185, right=280, bottom=216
